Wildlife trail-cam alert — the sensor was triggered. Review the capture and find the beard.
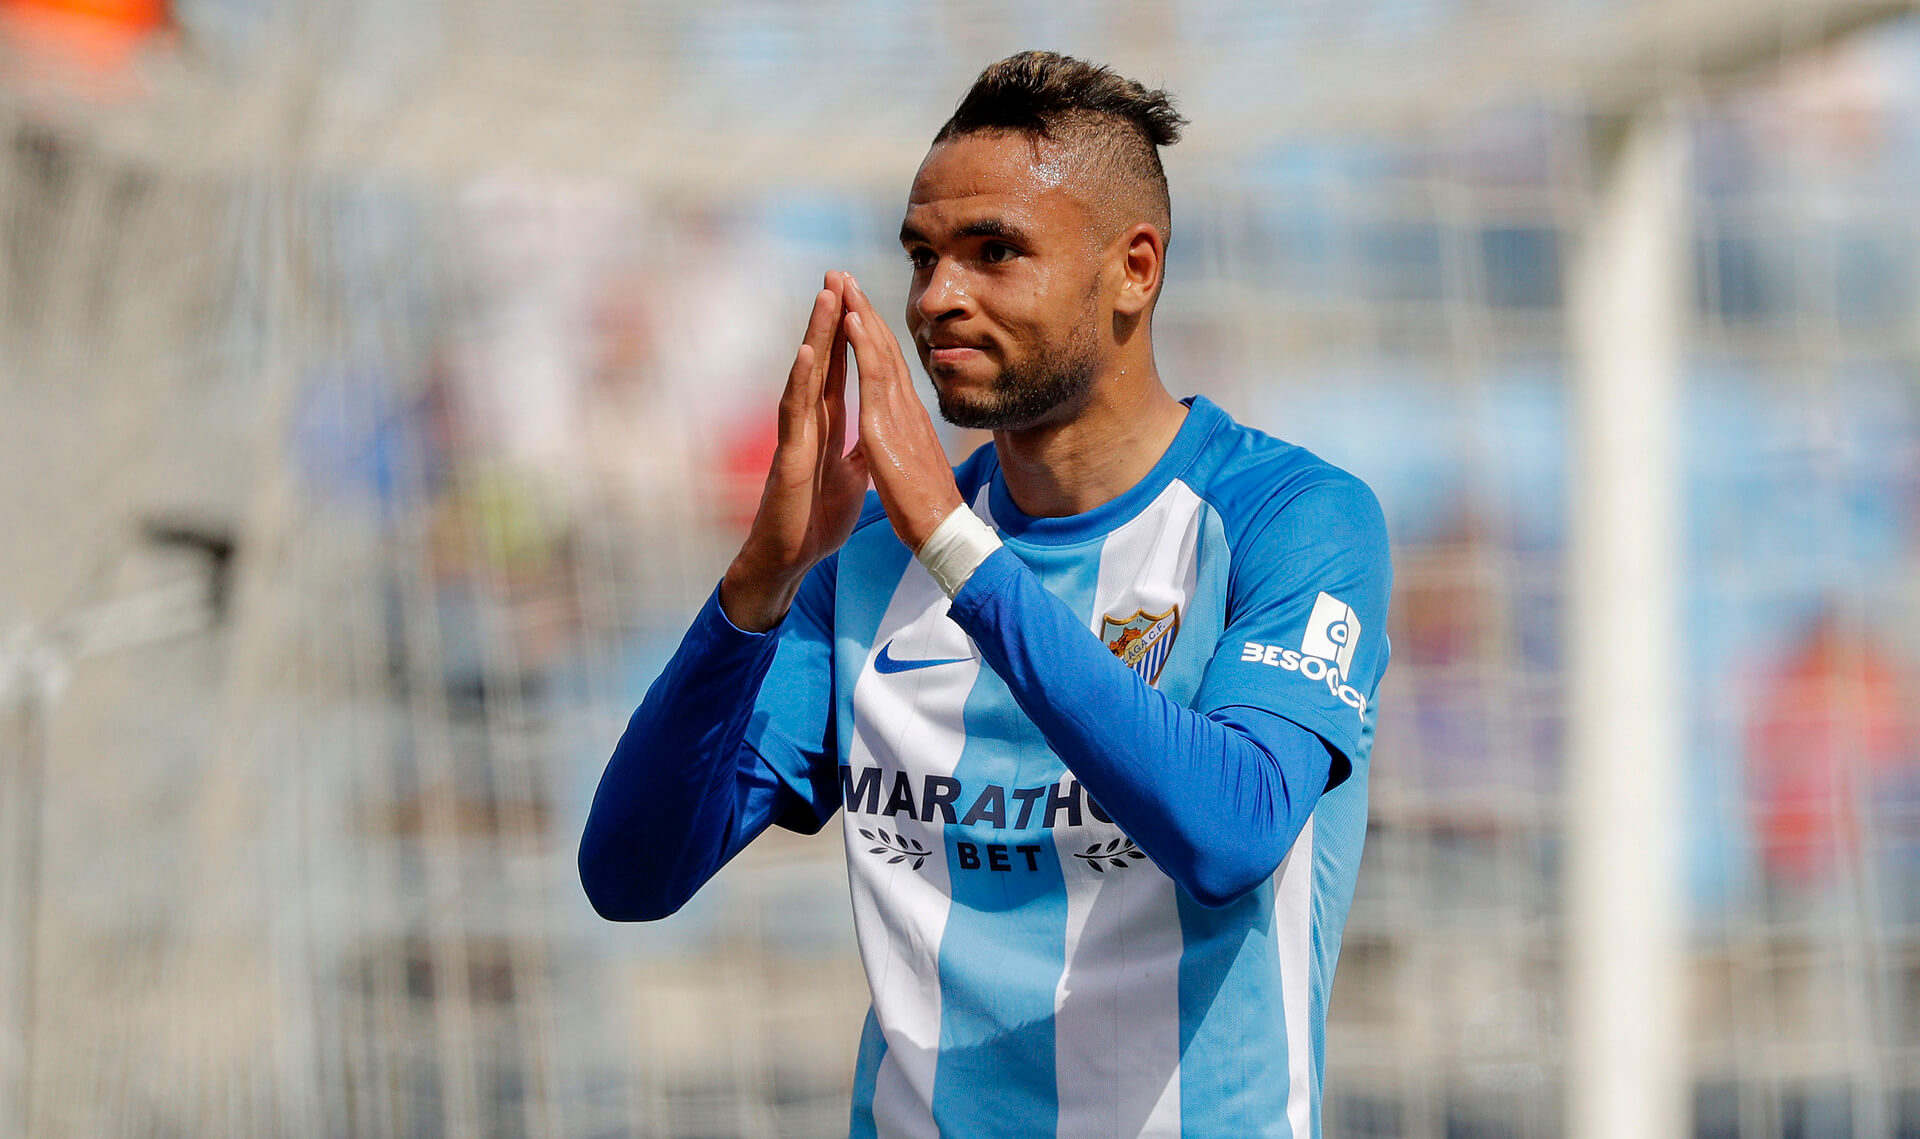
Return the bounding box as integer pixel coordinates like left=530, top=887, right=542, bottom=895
left=932, top=313, right=1102, bottom=432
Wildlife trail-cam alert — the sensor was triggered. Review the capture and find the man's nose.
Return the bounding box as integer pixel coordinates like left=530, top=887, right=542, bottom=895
left=914, top=262, right=971, bottom=324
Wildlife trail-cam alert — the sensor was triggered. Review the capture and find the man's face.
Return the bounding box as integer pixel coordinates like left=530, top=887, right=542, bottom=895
left=899, top=132, right=1111, bottom=431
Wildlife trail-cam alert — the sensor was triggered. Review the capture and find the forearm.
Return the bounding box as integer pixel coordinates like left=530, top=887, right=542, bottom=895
left=947, top=549, right=1333, bottom=907
left=579, top=585, right=778, bottom=921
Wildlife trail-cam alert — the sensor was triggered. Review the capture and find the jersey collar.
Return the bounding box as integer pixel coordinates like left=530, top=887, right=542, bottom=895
left=985, top=394, right=1226, bottom=547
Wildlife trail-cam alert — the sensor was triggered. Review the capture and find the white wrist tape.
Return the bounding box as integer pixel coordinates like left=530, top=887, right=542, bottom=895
left=915, top=507, right=1002, bottom=599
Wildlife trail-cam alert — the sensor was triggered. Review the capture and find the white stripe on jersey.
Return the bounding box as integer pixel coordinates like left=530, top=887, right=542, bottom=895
left=1277, top=817, right=1316, bottom=1139
left=1052, top=482, right=1205, bottom=1139
left=969, top=483, right=996, bottom=531
left=846, top=557, right=980, bottom=1139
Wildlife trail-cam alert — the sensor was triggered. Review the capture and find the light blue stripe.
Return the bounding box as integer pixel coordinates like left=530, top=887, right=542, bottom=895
left=1177, top=885, right=1292, bottom=1138
left=1168, top=501, right=1297, bottom=1136
left=848, top=1007, right=886, bottom=1139
left=1166, top=502, right=1298, bottom=1134
left=835, top=522, right=914, bottom=767
left=927, top=540, right=1102, bottom=1137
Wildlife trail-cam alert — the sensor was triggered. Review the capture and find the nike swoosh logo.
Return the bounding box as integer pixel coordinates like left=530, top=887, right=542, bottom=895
left=873, top=642, right=972, bottom=674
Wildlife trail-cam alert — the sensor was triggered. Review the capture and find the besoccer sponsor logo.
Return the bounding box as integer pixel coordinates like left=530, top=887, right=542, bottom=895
left=1239, top=591, right=1368, bottom=718
left=1301, top=592, right=1360, bottom=679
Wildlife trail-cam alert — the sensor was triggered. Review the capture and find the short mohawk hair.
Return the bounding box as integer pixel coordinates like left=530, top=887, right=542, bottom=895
left=934, top=51, right=1187, bottom=149
left=934, top=51, right=1187, bottom=235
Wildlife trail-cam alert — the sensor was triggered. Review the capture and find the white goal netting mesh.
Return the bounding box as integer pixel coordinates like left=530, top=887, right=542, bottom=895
left=1, top=1, right=1917, bottom=1136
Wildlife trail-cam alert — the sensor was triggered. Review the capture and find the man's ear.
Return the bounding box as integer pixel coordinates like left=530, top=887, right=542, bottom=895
left=1113, top=222, right=1165, bottom=317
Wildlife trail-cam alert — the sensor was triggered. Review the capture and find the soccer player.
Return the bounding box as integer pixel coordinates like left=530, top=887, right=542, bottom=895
left=580, top=51, right=1392, bottom=1139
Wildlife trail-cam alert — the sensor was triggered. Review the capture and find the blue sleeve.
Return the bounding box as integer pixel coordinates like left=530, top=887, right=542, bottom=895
left=578, top=558, right=841, bottom=921
left=1193, top=475, right=1393, bottom=781
left=948, top=551, right=1339, bottom=909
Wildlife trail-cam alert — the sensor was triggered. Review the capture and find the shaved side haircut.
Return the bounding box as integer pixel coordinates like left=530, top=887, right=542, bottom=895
left=934, top=51, right=1188, bottom=241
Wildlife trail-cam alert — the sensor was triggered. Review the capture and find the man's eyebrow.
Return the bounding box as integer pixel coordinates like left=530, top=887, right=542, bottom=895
left=955, top=217, right=1024, bottom=241
left=897, top=217, right=1029, bottom=246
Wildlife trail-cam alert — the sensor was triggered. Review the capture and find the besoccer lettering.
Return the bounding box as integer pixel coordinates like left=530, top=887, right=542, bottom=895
left=1236, top=587, right=1371, bottom=722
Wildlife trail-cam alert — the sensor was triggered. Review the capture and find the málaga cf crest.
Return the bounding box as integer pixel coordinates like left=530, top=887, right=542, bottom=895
left=1101, top=606, right=1180, bottom=685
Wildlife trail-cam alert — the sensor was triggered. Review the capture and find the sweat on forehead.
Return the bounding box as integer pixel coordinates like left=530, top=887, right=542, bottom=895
left=912, top=126, right=1168, bottom=244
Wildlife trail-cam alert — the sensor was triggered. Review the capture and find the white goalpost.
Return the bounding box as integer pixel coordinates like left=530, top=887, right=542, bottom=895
left=1566, top=102, right=1690, bottom=1139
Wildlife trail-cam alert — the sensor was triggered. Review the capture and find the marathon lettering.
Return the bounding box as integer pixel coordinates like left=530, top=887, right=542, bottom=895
left=839, top=765, right=1113, bottom=830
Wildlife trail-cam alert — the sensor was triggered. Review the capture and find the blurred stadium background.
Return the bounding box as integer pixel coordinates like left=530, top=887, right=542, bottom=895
left=2, top=0, right=1918, bottom=1136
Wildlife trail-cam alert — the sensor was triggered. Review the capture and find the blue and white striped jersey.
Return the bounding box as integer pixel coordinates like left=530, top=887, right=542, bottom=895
left=730, top=395, right=1393, bottom=1138
left=582, top=394, right=1391, bottom=1138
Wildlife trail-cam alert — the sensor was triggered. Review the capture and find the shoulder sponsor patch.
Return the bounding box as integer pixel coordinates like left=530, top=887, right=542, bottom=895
left=1239, top=591, right=1368, bottom=719
left=1301, top=592, right=1360, bottom=680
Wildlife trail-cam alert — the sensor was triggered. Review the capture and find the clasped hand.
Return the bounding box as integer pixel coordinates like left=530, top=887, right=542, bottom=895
left=719, top=271, right=965, bottom=632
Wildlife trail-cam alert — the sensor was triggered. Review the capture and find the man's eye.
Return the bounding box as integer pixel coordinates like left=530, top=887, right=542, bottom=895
left=982, top=242, right=1018, bottom=264
left=907, top=248, right=936, bottom=269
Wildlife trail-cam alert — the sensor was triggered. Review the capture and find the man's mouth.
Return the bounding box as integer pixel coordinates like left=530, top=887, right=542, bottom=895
left=928, top=346, right=986, bottom=367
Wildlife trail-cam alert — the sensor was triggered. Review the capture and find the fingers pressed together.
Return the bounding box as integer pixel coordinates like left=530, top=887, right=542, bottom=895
left=828, top=272, right=965, bottom=550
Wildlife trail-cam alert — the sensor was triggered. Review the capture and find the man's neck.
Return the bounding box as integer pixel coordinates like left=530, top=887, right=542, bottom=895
left=991, top=365, right=1189, bottom=519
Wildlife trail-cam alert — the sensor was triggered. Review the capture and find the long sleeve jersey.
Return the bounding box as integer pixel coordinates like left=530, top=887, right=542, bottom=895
left=580, top=395, right=1393, bottom=1139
